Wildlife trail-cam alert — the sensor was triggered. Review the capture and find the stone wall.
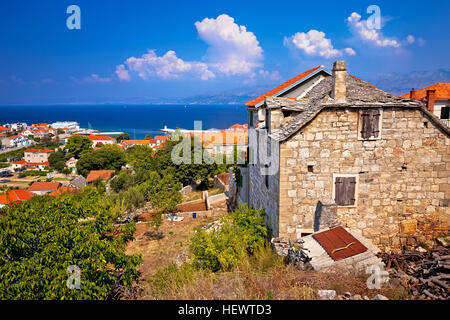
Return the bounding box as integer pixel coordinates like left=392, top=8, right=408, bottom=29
left=278, top=107, right=449, bottom=251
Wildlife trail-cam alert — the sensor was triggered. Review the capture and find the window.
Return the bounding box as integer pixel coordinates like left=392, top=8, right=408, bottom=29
left=265, top=174, right=269, bottom=189
left=265, top=108, right=271, bottom=132
left=249, top=111, right=253, bottom=127
left=334, top=176, right=356, bottom=206
left=441, top=106, right=449, bottom=119
left=359, top=109, right=381, bottom=140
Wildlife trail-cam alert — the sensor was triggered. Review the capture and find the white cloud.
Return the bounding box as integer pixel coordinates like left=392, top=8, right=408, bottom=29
left=194, top=14, right=263, bottom=76
left=115, top=64, right=131, bottom=82
left=123, top=50, right=215, bottom=81
left=114, top=14, right=279, bottom=82
left=284, top=30, right=355, bottom=58
left=346, top=12, right=416, bottom=48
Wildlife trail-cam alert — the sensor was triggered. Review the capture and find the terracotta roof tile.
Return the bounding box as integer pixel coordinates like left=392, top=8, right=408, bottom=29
left=245, top=65, right=324, bottom=107
left=401, top=83, right=450, bottom=101
left=28, top=182, right=61, bottom=192
left=86, top=170, right=115, bottom=182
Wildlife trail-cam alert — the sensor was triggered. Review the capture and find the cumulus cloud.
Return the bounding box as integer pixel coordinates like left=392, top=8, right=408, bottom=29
left=121, top=50, right=215, bottom=81
left=115, top=64, right=131, bottom=82
left=346, top=12, right=419, bottom=49
left=194, top=14, right=263, bottom=76
left=114, top=14, right=277, bottom=82
left=284, top=30, right=356, bottom=58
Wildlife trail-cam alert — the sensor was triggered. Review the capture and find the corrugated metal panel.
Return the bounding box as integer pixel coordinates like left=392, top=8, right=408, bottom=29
left=312, top=226, right=367, bottom=261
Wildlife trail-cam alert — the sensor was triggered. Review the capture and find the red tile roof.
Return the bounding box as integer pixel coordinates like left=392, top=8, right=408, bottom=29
left=0, top=190, right=35, bottom=205
left=49, top=186, right=76, bottom=196
left=153, top=135, right=170, bottom=141
left=28, top=182, right=61, bottom=192
left=25, top=148, right=53, bottom=153
left=86, top=170, right=115, bottom=182
left=245, top=65, right=324, bottom=107
left=0, top=126, right=8, bottom=131
left=401, top=83, right=450, bottom=101
left=0, top=134, right=5, bottom=137
left=89, top=135, right=116, bottom=141
left=119, top=140, right=153, bottom=147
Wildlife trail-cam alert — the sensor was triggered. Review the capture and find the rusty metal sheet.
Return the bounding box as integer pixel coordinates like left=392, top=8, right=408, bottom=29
left=312, top=226, right=367, bottom=261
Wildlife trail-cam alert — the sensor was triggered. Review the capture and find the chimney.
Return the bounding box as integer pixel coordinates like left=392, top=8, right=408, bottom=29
left=426, top=89, right=436, bottom=113
left=409, top=88, right=416, bottom=100
left=332, top=61, right=347, bottom=102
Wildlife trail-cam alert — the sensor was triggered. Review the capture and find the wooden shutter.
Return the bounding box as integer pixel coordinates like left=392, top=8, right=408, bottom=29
left=360, top=111, right=372, bottom=139
left=360, top=109, right=380, bottom=139
left=370, top=110, right=380, bottom=138
left=335, top=176, right=356, bottom=206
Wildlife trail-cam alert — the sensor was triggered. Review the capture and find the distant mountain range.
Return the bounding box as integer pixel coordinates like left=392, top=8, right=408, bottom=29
left=368, top=68, right=450, bottom=95
left=58, top=68, right=450, bottom=105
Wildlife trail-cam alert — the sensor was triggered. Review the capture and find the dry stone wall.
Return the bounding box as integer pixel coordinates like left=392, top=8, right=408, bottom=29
left=278, top=107, right=449, bottom=251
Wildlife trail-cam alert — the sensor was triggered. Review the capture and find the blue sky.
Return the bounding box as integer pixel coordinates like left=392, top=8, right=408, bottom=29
left=0, top=0, right=449, bottom=105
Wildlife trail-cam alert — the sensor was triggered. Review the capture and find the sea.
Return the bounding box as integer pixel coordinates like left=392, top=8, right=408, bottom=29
left=0, top=104, right=247, bottom=139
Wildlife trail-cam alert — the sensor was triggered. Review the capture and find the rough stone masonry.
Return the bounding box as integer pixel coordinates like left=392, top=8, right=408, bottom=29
left=244, top=61, right=449, bottom=252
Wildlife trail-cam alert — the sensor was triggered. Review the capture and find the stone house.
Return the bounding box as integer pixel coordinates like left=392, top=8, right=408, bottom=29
left=242, top=61, right=449, bottom=251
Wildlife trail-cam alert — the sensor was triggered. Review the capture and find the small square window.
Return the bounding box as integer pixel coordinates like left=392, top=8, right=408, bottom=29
left=307, top=165, right=314, bottom=173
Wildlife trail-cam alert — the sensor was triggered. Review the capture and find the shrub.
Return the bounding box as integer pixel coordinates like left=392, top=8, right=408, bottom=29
left=190, top=204, right=267, bottom=272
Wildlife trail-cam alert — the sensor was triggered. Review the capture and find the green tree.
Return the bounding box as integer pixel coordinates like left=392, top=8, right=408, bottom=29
left=138, top=171, right=182, bottom=213
left=153, top=133, right=217, bottom=186
left=190, top=204, right=266, bottom=271
left=48, top=150, right=66, bottom=172
left=0, top=188, right=142, bottom=299
left=125, top=145, right=155, bottom=171
left=76, top=145, right=126, bottom=177
left=113, top=133, right=130, bottom=143
left=144, top=134, right=153, bottom=140
left=65, top=135, right=93, bottom=160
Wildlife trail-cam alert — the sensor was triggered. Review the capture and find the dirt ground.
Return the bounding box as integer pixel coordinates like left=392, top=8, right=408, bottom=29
left=126, top=204, right=228, bottom=280
left=0, top=173, right=42, bottom=189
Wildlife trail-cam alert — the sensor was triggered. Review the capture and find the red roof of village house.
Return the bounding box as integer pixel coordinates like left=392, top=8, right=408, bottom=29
left=0, top=190, right=35, bottom=205
left=88, top=135, right=115, bottom=141
left=49, top=186, right=76, bottom=196
left=86, top=170, right=115, bottom=182
left=119, top=140, right=153, bottom=147
left=25, top=148, right=54, bottom=153
left=245, top=65, right=324, bottom=107
left=0, top=134, right=5, bottom=137
left=401, top=83, right=450, bottom=101
left=0, top=126, right=8, bottom=131
left=28, top=182, right=61, bottom=192
left=153, top=135, right=170, bottom=141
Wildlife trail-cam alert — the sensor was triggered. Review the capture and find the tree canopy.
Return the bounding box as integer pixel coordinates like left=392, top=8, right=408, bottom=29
left=76, top=145, right=126, bottom=177
left=48, top=149, right=66, bottom=172
left=65, top=135, right=93, bottom=160
left=113, top=133, right=130, bottom=143
left=0, top=187, right=142, bottom=299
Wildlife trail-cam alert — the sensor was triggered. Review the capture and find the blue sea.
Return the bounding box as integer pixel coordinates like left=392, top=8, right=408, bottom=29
left=0, top=104, right=247, bottom=139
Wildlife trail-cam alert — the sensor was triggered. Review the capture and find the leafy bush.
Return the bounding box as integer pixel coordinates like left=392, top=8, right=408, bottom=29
left=190, top=204, right=267, bottom=271
left=0, top=188, right=142, bottom=299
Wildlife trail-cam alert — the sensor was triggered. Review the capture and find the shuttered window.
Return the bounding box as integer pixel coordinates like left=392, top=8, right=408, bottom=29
left=360, top=109, right=381, bottom=139
left=335, top=176, right=356, bottom=206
